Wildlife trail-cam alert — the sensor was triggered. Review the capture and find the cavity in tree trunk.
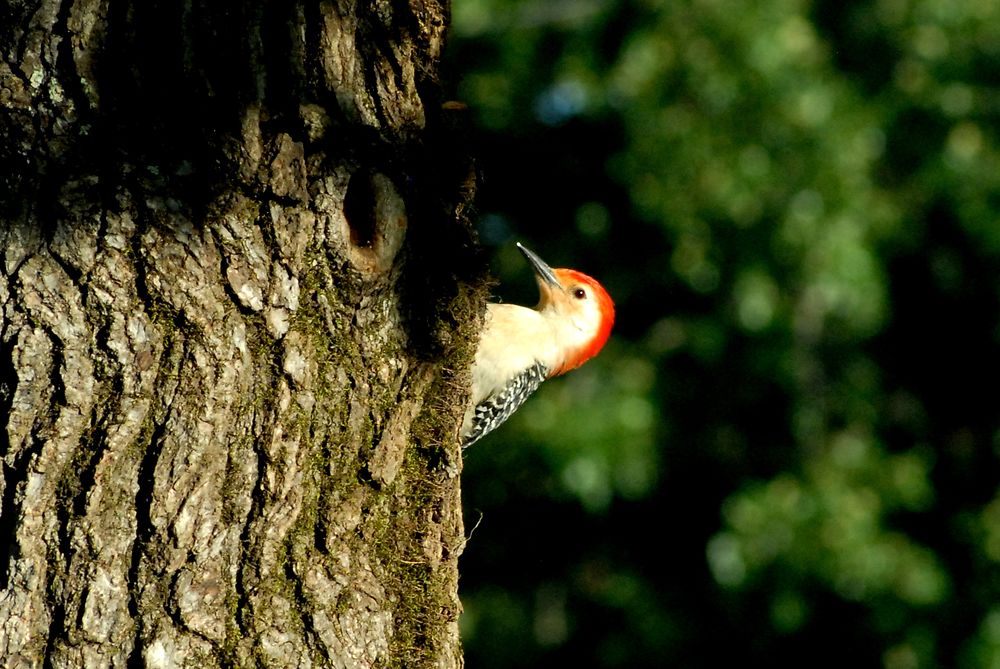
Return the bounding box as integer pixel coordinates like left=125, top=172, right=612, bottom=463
left=1, top=1, right=484, bottom=667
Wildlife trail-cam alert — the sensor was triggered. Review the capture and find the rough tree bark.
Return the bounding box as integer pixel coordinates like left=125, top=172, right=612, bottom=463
left=1, top=1, right=483, bottom=667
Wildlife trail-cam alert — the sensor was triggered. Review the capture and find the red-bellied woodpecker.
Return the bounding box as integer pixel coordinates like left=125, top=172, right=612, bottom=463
left=461, top=243, right=615, bottom=447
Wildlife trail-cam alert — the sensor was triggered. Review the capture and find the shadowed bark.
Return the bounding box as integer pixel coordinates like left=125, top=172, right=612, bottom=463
left=1, top=0, right=483, bottom=667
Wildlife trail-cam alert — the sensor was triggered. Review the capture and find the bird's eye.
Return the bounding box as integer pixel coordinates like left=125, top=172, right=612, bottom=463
left=573, top=288, right=587, bottom=299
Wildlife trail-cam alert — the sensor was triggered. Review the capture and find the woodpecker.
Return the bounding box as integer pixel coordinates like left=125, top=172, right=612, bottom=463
left=461, top=243, right=615, bottom=447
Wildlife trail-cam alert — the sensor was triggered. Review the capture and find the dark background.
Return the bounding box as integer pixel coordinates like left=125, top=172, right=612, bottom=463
left=446, top=1, right=1000, bottom=667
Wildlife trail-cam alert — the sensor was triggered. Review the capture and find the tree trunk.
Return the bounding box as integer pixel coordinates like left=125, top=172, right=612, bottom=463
left=1, top=1, right=482, bottom=667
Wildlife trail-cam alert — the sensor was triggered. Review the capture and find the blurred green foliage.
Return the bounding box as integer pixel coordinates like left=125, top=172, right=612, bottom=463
left=447, top=0, right=1000, bottom=666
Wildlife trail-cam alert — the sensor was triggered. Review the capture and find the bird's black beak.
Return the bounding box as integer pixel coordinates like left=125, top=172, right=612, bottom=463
left=517, top=242, right=561, bottom=289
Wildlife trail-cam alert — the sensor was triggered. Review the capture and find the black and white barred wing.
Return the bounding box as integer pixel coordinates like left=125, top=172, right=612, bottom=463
left=462, top=362, right=548, bottom=448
